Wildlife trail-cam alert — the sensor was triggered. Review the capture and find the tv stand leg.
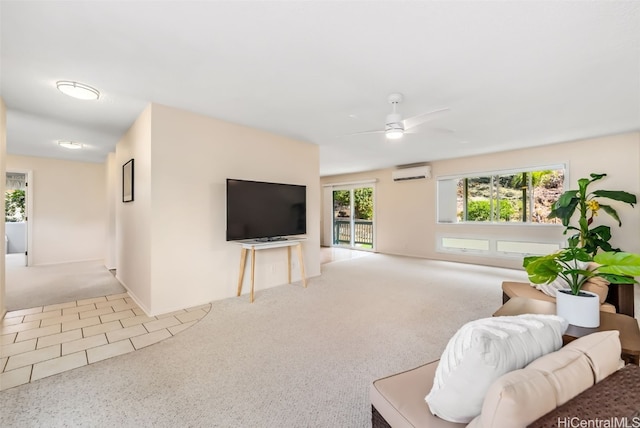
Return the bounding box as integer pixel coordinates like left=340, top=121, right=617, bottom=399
left=237, top=248, right=248, bottom=297
left=287, top=247, right=292, bottom=284
left=296, top=243, right=307, bottom=288
left=250, top=247, right=256, bottom=303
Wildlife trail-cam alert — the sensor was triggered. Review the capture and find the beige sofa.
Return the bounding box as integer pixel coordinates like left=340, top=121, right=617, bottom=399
left=370, top=331, right=634, bottom=428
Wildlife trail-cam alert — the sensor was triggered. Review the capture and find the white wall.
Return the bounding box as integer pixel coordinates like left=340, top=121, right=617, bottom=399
left=321, top=132, right=640, bottom=270
left=0, top=97, right=6, bottom=317
left=115, top=105, right=153, bottom=312
left=105, top=152, right=117, bottom=269
left=114, top=103, right=320, bottom=315
left=4, top=155, right=106, bottom=266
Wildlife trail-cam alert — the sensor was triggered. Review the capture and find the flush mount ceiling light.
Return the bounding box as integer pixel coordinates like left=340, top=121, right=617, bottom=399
left=56, top=81, right=100, bottom=100
left=58, top=141, right=83, bottom=150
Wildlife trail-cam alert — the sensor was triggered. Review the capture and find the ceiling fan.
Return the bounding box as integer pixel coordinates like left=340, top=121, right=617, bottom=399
left=349, top=93, right=451, bottom=140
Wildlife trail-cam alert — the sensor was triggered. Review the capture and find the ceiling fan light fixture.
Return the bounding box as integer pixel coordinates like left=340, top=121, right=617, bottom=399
left=58, top=141, right=83, bottom=150
left=56, top=81, right=100, bottom=100
left=385, top=108, right=404, bottom=139
left=385, top=121, right=405, bottom=140
left=385, top=128, right=404, bottom=140
left=345, top=93, right=450, bottom=141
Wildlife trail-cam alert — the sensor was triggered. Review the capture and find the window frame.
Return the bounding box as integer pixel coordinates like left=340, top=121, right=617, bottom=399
left=436, top=164, right=567, bottom=226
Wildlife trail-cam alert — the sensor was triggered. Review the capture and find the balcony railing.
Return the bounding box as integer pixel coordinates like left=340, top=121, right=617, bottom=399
left=333, top=219, right=373, bottom=246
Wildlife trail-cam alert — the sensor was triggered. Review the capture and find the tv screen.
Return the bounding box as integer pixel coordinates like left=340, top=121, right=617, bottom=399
left=226, top=179, right=307, bottom=241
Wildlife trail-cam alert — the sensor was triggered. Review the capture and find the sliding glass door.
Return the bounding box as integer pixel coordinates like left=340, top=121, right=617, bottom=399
left=332, top=185, right=374, bottom=250
left=332, top=189, right=352, bottom=247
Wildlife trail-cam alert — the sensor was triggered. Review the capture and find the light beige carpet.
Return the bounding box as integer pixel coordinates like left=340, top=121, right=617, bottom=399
left=0, top=254, right=551, bottom=427
left=4, top=259, right=126, bottom=311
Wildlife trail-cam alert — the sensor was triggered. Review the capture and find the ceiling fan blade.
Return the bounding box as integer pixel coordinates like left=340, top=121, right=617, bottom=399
left=403, top=107, right=450, bottom=131
left=404, top=126, right=455, bottom=135
left=342, top=129, right=385, bottom=137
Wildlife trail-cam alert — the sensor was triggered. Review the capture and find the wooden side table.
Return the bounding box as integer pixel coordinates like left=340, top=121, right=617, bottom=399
left=236, top=239, right=307, bottom=303
left=494, top=297, right=640, bottom=365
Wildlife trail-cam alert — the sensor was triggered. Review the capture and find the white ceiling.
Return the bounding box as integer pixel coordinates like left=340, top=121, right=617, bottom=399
left=2, top=1, right=639, bottom=176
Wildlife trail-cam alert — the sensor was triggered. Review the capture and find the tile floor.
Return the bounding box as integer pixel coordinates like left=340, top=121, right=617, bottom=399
left=0, top=293, right=211, bottom=391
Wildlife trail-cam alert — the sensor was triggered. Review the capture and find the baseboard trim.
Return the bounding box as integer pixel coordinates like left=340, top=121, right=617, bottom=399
left=115, top=276, right=152, bottom=317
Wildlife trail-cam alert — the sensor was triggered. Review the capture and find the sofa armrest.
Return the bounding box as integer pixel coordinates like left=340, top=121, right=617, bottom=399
left=370, top=360, right=466, bottom=428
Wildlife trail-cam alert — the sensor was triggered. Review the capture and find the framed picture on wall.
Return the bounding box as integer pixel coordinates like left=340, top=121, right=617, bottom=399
left=123, top=158, right=134, bottom=202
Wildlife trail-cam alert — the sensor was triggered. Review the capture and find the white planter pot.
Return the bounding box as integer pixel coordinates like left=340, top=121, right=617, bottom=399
left=556, top=289, right=600, bottom=328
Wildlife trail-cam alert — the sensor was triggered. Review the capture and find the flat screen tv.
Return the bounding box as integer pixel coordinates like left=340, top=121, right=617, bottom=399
left=226, top=179, right=307, bottom=241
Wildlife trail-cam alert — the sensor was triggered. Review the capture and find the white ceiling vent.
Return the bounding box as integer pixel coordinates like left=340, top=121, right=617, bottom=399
left=391, top=166, right=431, bottom=182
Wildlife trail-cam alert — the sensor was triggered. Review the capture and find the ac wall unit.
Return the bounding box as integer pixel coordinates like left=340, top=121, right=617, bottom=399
left=391, top=166, right=431, bottom=181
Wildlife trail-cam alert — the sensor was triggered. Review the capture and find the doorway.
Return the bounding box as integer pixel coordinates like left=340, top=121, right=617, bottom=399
left=5, top=172, right=28, bottom=267
left=331, top=185, right=375, bottom=250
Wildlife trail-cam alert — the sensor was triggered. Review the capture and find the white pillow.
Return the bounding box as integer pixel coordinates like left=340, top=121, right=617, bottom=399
left=425, top=314, right=568, bottom=423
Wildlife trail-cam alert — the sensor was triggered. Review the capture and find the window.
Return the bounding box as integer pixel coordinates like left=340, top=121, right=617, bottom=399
left=438, top=166, right=565, bottom=224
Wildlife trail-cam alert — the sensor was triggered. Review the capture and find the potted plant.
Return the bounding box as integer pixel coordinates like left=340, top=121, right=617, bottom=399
left=524, top=248, right=640, bottom=327
left=524, top=173, right=639, bottom=327
left=548, top=173, right=636, bottom=256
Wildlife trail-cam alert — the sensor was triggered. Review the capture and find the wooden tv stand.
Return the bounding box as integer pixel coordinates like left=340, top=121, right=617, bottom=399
left=236, top=238, right=307, bottom=303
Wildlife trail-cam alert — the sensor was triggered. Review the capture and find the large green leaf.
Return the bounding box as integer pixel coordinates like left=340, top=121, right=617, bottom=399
left=589, top=225, right=611, bottom=241
left=523, top=255, right=562, bottom=284
left=553, top=191, right=579, bottom=209
left=596, top=204, right=621, bottom=226
left=526, top=270, right=558, bottom=284
left=588, top=173, right=607, bottom=181
left=522, top=255, right=539, bottom=269
left=567, top=235, right=580, bottom=248
left=582, top=225, right=617, bottom=255
left=594, top=252, right=640, bottom=276
left=556, top=247, right=588, bottom=262
left=549, top=197, right=579, bottom=226
left=598, top=241, right=616, bottom=252
left=599, top=273, right=639, bottom=284
left=585, top=236, right=616, bottom=254
left=578, top=178, right=591, bottom=195
left=591, top=190, right=637, bottom=206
